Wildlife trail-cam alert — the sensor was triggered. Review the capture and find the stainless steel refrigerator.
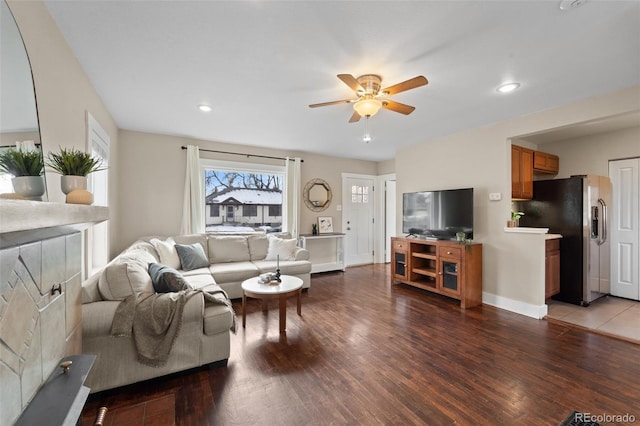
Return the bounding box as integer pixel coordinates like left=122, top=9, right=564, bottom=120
left=517, top=175, right=611, bottom=306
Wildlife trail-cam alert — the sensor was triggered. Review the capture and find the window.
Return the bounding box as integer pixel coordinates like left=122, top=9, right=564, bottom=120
left=201, top=159, right=285, bottom=233
left=243, top=205, right=257, bottom=217
left=351, top=185, right=369, bottom=203
left=269, top=205, right=281, bottom=216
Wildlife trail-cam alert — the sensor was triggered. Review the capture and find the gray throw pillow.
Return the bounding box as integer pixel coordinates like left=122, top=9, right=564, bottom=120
left=175, top=243, right=209, bottom=271
left=148, top=263, right=190, bottom=293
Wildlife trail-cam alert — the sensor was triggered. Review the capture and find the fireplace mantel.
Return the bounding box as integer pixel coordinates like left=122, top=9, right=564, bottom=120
left=0, top=199, right=109, bottom=249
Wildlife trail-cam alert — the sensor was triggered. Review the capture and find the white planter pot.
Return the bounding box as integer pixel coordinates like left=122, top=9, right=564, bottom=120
left=12, top=176, right=45, bottom=201
left=61, top=175, right=87, bottom=195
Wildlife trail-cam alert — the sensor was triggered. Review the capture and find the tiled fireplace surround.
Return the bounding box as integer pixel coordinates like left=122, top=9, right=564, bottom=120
left=0, top=200, right=108, bottom=425
left=0, top=231, right=82, bottom=424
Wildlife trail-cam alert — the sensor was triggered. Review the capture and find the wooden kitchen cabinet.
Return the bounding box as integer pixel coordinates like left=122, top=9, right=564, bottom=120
left=512, top=145, right=534, bottom=199
left=390, top=237, right=482, bottom=308
left=534, top=151, right=559, bottom=174
left=545, top=238, right=560, bottom=299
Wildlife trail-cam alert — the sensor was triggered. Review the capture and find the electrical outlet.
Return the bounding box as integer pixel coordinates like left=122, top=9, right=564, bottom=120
left=489, top=192, right=502, bottom=201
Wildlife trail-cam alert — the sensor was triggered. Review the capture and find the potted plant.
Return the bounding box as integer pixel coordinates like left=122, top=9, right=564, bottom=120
left=0, top=148, right=45, bottom=200
left=508, top=211, right=525, bottom=227
left=46, top=147, right=104, bottom=194
left=46, top=147, right=104, bottom=204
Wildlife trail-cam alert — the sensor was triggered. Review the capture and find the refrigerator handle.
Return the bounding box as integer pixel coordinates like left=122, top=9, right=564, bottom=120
left=598, top=198, right=607, bottom=246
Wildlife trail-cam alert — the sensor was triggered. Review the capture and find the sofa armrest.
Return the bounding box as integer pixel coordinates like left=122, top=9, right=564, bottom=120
left=293, top=247, right=310, bottom=261
left=82, top=301, right=121, bottom=337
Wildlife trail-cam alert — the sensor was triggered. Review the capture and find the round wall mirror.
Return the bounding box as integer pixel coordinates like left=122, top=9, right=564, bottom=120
left=303, top=178, right=332, bottom=212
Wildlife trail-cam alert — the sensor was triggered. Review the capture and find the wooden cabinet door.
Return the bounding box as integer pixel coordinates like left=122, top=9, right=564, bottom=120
left=437, top=245, right=463, bottom=297
left=391, top=238, right=409, bottom=281
left=512, top=145, right=533, bottom=199
left=545, top=239, right=561, bottom=298
left=520, top=147, right=534, bottom=199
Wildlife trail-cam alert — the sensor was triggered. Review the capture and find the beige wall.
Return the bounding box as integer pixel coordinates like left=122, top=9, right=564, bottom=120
left=116, top=130, right=377, bottom=254
left=537, top=126, right=640, bottom=178
left=396, top=85, right=640, bottom=313
left=9, top=1, right=120, bottom=254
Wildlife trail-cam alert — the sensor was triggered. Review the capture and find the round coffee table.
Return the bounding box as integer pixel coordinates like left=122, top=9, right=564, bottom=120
left=241, top=275, right=303, bottom=333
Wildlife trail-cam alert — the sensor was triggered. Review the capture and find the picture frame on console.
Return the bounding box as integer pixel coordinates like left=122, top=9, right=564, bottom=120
left=318, top=216, right=333, bottom=233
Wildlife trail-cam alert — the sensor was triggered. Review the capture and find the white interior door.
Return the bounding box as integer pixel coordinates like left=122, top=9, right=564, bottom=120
left=385, top=179, right=396, bottom=263
left=609, top=158, right=640, bottom=300
left=343, top=175, right=374, bottom=266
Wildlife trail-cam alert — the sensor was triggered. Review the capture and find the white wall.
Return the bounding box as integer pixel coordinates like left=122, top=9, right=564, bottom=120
left=116, top=130, right=377, bottom=254
left=9, top=1, right=120, bottom=259
left=395, top=85, right=640, bottom=317
left=538, top=126, right=640, bottom=178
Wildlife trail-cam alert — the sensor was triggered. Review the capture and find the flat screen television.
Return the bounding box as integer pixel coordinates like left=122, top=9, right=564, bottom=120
left=402, top=188, right=474, bottom=240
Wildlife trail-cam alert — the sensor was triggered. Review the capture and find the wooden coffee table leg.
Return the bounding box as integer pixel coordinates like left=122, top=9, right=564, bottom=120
left=297, top=289, right=301, bottom=316
left=242, top=293, right=247, bottom=328
left=279, top=295, right=287, bottom=333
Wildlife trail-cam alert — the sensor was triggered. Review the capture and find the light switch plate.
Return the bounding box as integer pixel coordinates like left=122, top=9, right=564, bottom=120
left=336, top=204, right=342, bottom=211
left=489, top=192, right=502, bottom=201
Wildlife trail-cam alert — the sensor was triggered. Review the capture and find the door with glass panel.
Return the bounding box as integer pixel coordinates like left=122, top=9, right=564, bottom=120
left=343, top=175, right=375, bottom=266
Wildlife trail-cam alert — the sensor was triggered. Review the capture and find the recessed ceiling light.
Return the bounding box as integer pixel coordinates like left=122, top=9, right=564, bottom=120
left=198, top=104, right=212, bottom=112
left=362, top=134, right=372, bottom=143
left=496, top=82, right=520, bottom=93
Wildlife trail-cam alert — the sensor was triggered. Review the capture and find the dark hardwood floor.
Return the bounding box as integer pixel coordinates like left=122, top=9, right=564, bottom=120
left=81, top=264, right=640, bottom=425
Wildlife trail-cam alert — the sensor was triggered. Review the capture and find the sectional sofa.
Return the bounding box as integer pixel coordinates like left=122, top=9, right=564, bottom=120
left=81, top=232, right=311, bottom=392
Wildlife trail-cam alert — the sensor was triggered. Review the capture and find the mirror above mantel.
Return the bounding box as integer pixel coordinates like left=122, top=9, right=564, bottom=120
left=303, top=178, right=332, bottom=212
left=0, top=0, right=46, bottom=200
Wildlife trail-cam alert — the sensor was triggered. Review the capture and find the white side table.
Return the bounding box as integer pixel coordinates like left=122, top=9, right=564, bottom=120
left=241, top=275, right=303, bottom=333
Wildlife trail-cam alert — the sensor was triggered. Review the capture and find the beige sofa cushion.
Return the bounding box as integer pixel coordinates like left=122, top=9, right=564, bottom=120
left=209, top=261, right=259, bottom=283
left=183, top=273, right=217, bottom=290
left=252, top=260, right=312, bottom=276
left=203, top=299, right=234, bottom=335
left=208, top=236, right=250, bottom=263
left=124, top=240, right=159, bottom=262
left=98, top=259, right=154, bottom=301
left=247, top=234, right=269, bottom=261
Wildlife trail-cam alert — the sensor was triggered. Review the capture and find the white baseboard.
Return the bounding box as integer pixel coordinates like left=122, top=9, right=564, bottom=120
left=482, top=292, right=548, bottom=319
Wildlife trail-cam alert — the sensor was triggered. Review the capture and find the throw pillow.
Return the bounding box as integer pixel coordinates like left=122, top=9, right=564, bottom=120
left=98, top=260, right=154, bottom=301
left=148, top=263, right=191, bottom=293
left=150, top=237, right=181, bottom=269
left=175, top=243, right=209, bottom=271
left=265, top=236, right=297, bottom=261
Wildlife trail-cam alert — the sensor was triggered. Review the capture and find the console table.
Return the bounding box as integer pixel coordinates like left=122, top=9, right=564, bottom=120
left=298, top=233, right=346, bottom=273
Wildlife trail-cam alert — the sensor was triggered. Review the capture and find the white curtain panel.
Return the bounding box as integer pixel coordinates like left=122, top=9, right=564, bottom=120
left=180, top=145, right=205, bottom=235
left=284, top=157, right=301, bottom=238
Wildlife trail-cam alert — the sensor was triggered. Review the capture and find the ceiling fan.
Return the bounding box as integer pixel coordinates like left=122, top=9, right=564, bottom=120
left=309, top=74, right=428, bottom=122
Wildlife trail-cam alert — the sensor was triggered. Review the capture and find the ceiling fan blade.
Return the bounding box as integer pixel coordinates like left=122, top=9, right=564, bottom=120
left=381, top=76, right=428, bottom=95
left=348, top=111, right=361, bottom=123
left=337, top=74, right=365, bottom=93
left=308, top=99, right=354, bottom=108
left=382, top=100, right=416, bottom=115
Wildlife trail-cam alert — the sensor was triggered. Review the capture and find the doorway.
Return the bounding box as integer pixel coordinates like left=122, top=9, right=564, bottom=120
left=342, top=174, right=375, bottom=266
left=609, top=157, right=639, bottom=300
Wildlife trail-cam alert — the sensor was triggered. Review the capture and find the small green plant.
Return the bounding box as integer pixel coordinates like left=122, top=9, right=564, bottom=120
left=0, top=148, right=44, bottom=177
left=511, top=211, right=525, bottom=221
left=46, top=147, right=104, bottom=176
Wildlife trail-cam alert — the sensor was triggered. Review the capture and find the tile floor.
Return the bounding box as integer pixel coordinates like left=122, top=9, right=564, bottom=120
left=546, top=295, right=640, bottom=344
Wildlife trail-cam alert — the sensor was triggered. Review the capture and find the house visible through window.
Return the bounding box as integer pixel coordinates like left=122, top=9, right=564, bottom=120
left=202, top=159, right=285, bottom=233
left=269, top=205, right=281, bottom=216
left=243, top=205, right=257, bottom=217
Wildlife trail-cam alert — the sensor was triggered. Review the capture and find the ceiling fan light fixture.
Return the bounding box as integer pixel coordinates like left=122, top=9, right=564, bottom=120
left=353, top=97, right=383, bottom=117
left=496, top=82, right=520, bottom=93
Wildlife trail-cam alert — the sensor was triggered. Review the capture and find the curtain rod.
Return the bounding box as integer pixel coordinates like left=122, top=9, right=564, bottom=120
left=181, top=146, right=303, bottom=163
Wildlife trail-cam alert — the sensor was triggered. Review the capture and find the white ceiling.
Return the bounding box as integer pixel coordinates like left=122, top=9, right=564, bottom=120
left=43, top=0, right=640, bottom=162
